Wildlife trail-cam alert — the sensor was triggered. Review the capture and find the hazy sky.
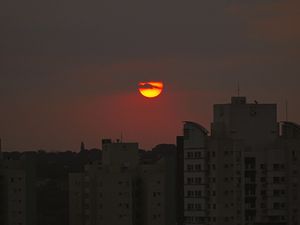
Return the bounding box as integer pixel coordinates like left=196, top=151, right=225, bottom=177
left=1, top=0, right=300, bottom=151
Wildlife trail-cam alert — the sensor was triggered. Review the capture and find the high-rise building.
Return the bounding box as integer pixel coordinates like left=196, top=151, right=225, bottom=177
left=181, top=96, right=300, bottom=225
left=0, top=152, right=36, bottom=225
left=69, top=139, right=177, bottom=225
left=182, top=121, right=209, bottom=225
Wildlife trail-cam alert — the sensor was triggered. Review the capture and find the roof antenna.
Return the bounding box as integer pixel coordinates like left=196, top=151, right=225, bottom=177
left=237, top=81, right=240, bottom=96
left=120, top=131, right=123, bottom=143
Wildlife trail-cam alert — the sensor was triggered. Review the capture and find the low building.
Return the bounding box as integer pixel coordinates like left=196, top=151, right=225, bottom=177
left=69, top=139, right=176, bottom=225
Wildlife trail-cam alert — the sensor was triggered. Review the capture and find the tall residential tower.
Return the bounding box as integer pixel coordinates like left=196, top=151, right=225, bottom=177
left=181, top=96, right=300, bottom=225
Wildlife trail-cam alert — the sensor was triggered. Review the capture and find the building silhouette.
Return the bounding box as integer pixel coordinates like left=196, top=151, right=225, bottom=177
left=69, top=139, right=177, bottom=225
left=179, top=96, right=300, bottom=225
left=0, top=142, right=36, bottom=225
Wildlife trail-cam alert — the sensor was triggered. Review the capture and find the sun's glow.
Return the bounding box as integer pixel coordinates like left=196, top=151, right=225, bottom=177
left=138, top=81, right=163, bottom=98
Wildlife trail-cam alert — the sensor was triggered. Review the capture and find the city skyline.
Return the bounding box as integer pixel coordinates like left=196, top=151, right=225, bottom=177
left=1, top=94, right=299, bottom=151
left=1, top=95, right=300, bottom=225
left=1, top=1, right=300, bottom=225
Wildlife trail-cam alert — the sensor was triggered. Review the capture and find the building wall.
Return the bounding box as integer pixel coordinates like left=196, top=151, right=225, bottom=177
left=182, top=96, right=300, bottom=225
left=140, top=162, right=165, bottom=225
left=183, top=121, right=209, bottom=225
left=213, top=97, right=278, bottom=149
left=177, top=136, right=185, bottom=225
left=207, top=138, right=244, bottom=225
left=69, top=173, right=84, bottom=225
left=1, top=156, right=36, bottom=225
left=69, top=140, right=174, bottom=225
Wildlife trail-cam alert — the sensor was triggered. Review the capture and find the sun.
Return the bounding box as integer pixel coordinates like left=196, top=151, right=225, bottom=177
left=138, top=81, right=164, bottom=98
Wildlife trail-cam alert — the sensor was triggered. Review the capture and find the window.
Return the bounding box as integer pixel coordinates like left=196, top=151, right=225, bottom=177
left=195, top=203, right=202, bottom=210
left=153, top=192, right=160, bottom=197
left=273, top=190, right=281, bottom=196
left=273, top=164, right=280, bottom=170
left=195, top=164, right=202, bottom=171
left=273, top=177, right=280, bottom=184
left=195, top=152, right=202, bottom=158
left=187, top=165, right=193, bottom=172
left=187, top=152, right=193, bottom=159
left=195, top=217, right=203, bottom=223
left=187, top=203, right=194, bottom=210
left=195, top=177, right=202, bottom=184
left=195, top=190, right=202, bottom=197
left=273, top=202, right=280, bottom=209
left=187, top=178, right=193, bottom=185
left=187, top=191, right=194, bottom=197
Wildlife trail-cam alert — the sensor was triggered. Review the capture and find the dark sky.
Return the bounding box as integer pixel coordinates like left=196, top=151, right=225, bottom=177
left=1, top=0, right=300, bottom=151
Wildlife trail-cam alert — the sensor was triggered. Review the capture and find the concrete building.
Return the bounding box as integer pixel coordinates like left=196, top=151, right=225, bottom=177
left=181, top=96, right=300, bottom=225
left=0, top=143, right=36, bottom=225
left=183, top=121, right=209, bottom=225
left=69, top=139, right=176, bottom=225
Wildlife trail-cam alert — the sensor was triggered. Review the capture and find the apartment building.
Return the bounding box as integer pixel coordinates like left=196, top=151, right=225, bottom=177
left=181, top=97, right=300, bottom=225
left=0, top=146, right=36, bottom=225
left=69, top=139, right=176, bottom=225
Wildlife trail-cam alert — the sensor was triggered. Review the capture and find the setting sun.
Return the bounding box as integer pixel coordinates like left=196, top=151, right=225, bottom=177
left=138, top=81, right=164, bottom=98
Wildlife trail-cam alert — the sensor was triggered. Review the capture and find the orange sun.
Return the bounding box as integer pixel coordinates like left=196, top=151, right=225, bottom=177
left=138, top=81, right=164, bottom=98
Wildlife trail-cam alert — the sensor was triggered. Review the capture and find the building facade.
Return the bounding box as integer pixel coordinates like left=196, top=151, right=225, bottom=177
left=0, top=148, right=36, bottom=225
left=181, top=97, right=300, bottom=225
left=69, top=139, right=176, bottom=225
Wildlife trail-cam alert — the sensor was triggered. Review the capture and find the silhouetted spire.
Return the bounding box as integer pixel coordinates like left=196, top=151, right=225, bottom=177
left=80, top=141, right=85, bottom=152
